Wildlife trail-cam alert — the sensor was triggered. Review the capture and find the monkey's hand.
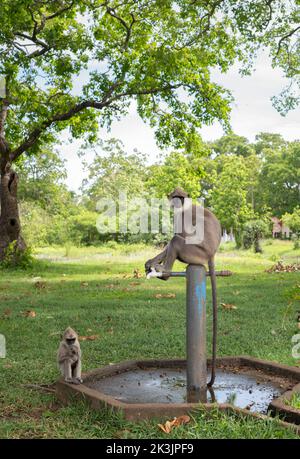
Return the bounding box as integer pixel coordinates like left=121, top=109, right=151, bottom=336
left=145, top=264, right=170, bottom=281
left=146, top=267, right=163, bottom=279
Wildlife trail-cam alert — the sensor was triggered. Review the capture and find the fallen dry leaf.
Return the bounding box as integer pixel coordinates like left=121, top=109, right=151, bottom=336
left=158, top=420, right=173, bottom=434
left=221, top=303, right=237, bottom=310
left=155, top=293, right=176, bottom=299
left=173, top=415, right=190, bottom=426
left=122, top=274, right=132, bottom=279
left=79, top=334, right=99, bottom=341
left=2, top=308, right=12, bottom=318
left=129, top=282, right=140, bottom=287
left=23, top=310, right=36, bottom=318
left=266, top=261, right=300, bottom=273
left=34, top=281, right=46, bottom=289
left=105, top=284, right=116, bottom=289
left=133, top=269, right=142, bottom=279
left=81, top=282, right=89, bottom=288
left=158, top=415, right=190, bottom=433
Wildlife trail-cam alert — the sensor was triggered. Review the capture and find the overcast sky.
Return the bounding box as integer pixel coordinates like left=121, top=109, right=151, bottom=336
left=59, top=51, right=300, bottom=192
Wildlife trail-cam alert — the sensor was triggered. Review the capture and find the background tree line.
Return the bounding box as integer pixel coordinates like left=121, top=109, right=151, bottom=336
left=1, top=0, right=299, bottom=263
left=16, top=131, right=300, bottom=251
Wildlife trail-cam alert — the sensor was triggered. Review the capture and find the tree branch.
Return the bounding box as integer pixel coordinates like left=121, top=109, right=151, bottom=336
left=110, top=84, right=179, bottom=100
left=14, top=32, right=48, bottom=49
left=175, top=0, right=224, bottom=50
left=265, top=0, right=275, bottom=27
left=14, top=1, right=75, bottom=59
left=28, top=46, right=51, bottom=59
left=9, top=100, right=104, bottom=161
left=106, top=7, right=136, bottom=51
left=44, top=1, right=75, bottom=21
left=276, top=26, right=300, bottom=57
left=9, top=83, right=178, bottom=161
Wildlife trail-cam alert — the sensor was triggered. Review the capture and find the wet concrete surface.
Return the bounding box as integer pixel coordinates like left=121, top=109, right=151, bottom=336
left=85, top=368, right=283, bottom=414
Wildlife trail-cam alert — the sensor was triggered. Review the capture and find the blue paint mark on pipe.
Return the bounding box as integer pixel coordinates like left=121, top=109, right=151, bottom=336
left=195, top=285, right=202, bottom=315
left=194, top=270, right=206, bottom=316
left=200, top=277, right=206, bottom=301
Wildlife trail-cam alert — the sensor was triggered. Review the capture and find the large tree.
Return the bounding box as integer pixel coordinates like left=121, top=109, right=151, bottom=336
left=147, top=150, right=206, bottom=199
left=210, top=133, right=255, bottom=157
left=0, top=0, right=299, bottom=259
left=256, top=141, right=300, bottom=216
left=209, top=154, right=258, bottom=246
left=17, top=147, right=73, bottom=213
left=254, top=132, right=287, bottom=156
left=81, top=138, right=147, bottom=204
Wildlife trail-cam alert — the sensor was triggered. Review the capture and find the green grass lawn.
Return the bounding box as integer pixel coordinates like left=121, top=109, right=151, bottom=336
left=286, top=393, right=300, bottom=410
left=0, top=239, right=299, bottom=439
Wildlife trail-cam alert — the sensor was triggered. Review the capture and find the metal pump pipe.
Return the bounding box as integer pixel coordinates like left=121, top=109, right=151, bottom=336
left=147, top=266, right=232, bottom=402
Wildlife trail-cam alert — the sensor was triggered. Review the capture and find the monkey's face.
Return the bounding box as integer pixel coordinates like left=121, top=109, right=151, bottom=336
left=63, top=327, right=78, bottom=345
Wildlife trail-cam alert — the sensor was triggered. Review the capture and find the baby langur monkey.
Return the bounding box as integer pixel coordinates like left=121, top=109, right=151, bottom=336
left=57, top=327, right=83, bottom=385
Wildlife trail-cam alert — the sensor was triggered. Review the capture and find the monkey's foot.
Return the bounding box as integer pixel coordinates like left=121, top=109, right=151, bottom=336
left=72, top=377, right=83, bottom=385
left=64, top=377, right=73, bottom=384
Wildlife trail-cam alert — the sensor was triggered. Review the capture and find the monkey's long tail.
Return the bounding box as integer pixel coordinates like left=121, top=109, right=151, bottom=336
left=207, top=257, right=217, bottom=387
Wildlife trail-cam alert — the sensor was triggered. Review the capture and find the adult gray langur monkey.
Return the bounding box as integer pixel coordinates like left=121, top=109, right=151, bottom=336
left=57, top=327, right=83, bottom=385
left=145, top=187, right=221, bottom=387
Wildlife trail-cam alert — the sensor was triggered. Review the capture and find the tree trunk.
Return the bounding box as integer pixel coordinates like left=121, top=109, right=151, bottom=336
left=0, top=162, right=26, bottom=261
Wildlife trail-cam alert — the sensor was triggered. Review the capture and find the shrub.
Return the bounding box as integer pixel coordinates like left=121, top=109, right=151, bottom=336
left=291, top=234, right=300, bottom=250
left=68, top=210, right=103, bottom=246
left=242, top=220, right=269, bottom=253
left=282, top=208, right=300, bottom=249
left=20, top=201, right=51, bottom=247
left=0, top=241, right=33, bottom=269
